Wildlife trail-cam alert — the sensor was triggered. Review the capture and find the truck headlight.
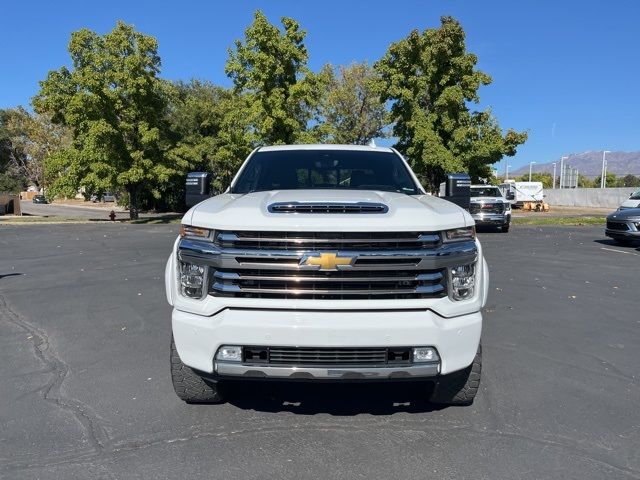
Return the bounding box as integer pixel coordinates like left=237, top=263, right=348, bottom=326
left=179, top=261, right=207, bottom=298
left=179, top=225, right=213, bottom=240
left=443, top=226, right=476, bottom=242
left=450, top=264, right=475, bottom=300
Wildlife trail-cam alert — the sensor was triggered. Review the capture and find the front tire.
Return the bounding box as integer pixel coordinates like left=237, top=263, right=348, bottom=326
left=501, top=223, right=510, bottom=233
left=430, top=344, right=482, bottom=406
left=170, top=337, right=224, bottom=404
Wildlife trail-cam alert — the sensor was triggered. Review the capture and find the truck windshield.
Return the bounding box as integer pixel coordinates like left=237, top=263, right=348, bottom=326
left=630, top=189, right=640, bottom=200
left=231, top=150, right=421, bottom=195
left=471, top=187, right=502, bottom=197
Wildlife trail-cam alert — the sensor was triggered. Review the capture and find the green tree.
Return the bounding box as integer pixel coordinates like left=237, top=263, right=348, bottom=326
left=321, top=62, right=389, bottom=144
left=620, top=174, right=640, bottom=188
left=375, top=17, right=527, bottom=190
left=225, top=10, right=326, bottom=145
left=33, top=21, right=173, bottom=219
left=593, top=172, right=617, bottom=188
left=165, top=80, right=256, bottom=195
left=577, top=174, right=593, bottom=188
left=4, top=107, right=70, bottom=194
left=0, top=110, right=24, bottom=193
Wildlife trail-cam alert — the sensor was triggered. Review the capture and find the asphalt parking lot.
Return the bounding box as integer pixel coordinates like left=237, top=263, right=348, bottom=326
left=0, top=224, right=638, bottom=479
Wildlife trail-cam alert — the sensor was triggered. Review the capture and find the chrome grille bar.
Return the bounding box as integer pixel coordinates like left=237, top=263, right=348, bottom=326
left=215, top=231, right=441, bottom=251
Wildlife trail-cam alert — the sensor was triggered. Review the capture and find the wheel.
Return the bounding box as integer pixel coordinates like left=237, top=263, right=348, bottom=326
left=501, top=223, right=510, bottom=233
left=430, top=344, right=481, bottom=405
left=170, top=336, right=225, bottom=403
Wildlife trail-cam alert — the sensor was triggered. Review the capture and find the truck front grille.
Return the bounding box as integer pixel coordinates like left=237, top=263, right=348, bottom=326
left=214, top=230, right=441, bottom=251
left=178, top=230, right=477, bottom=302
left=210, top=267, right=447, bottom=300
left=470, top=203, right=505, bottom=214
left=243, top=346, right=412, bottom=366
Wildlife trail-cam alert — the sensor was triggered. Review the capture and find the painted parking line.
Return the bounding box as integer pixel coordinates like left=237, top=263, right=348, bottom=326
left=600, top=247, right=640, bottom=256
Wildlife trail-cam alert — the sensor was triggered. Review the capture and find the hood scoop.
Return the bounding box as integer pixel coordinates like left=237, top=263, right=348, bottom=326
left=268, top=201, right=389, bottom=214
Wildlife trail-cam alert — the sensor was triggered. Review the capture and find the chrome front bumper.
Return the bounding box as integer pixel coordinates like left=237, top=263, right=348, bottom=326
left=215, top=362, right=440, bottom=380
left=471, top=213, right=509, bottom=225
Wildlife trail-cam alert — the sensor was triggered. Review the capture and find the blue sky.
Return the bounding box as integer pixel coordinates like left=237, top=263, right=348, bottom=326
left=2, top=0, right=639, bottom=171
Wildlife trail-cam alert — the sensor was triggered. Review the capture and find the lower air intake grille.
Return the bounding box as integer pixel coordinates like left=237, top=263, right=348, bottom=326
left=607, top=221, right=629, bottom=231
left=243, top=347, right=412, bottom=366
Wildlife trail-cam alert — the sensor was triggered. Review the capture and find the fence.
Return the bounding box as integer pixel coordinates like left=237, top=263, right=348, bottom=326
left=544, top=187, right=637, bottom=209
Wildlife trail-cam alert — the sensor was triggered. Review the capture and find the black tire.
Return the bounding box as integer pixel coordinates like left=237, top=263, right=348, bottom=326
left=170, top=336, right=224, bottom=404
left=501, top=223, right=510, bottom=233
left=430, top=344, right=481, bottom=406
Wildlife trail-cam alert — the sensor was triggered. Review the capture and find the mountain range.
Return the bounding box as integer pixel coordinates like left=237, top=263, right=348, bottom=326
left=511, top=151, right=640, bottom=178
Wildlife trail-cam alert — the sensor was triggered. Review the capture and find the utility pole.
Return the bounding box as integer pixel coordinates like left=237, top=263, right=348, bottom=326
left=505, top=163, right=511, bottom=182
left=552, top=163, right=557, bottom=189
left=601, top=150, right=610, bottom=188
left=576, top=169, right=579, bottom=188
left=529, top=162, right=536, bottom=182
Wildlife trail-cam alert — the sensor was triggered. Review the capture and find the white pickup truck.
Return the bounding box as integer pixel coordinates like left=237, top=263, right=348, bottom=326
left=165, top=145, right=489, bottom=405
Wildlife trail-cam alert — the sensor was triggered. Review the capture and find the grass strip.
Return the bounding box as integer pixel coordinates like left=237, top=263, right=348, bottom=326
left=512, top=216, right=605, bottom=226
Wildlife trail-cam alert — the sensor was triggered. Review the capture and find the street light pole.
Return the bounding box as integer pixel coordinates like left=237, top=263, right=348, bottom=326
left=601, top=150, right=610, bottom=188
left=505, top=163, right=511, bottom=182
left=552, top=163, right=557, bottom=189
left=529, top=162, right=536, bottom=182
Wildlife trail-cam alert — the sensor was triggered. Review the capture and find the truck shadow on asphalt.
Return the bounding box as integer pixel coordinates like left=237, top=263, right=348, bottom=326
left=474, top=226, right=507, bottom=234
left=221, top=380, right=447, bottom=415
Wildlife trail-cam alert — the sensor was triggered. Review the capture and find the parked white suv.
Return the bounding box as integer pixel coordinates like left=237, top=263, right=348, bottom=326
left=165, top=145, right=489, bottom=405
left=618, top=189, right=640, bottom=210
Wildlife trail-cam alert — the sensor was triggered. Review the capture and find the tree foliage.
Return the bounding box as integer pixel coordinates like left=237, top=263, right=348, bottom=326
left=165, top=80, right=255, bottom=193
left=33, top=21, right=173, bottom=219
left=3, top=107, right=71, bottom=192
left=320, top=62, right=388, bottom=144
left=620, top=174, right=640, bottom=188
left=375, top=16, right=527, bottom=190
left=7, top=14, right=536, bottom=210
left=225, top=10, right=326, bottom=145
left=0, top=110, right=24, bottom=193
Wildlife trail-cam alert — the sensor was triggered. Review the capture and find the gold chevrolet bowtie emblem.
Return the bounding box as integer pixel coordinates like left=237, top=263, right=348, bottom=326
left=301, top=253, right=355, bottom=270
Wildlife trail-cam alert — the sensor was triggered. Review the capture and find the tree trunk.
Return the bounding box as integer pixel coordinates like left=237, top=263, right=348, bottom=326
left=128, top=184, right=139, bottom=220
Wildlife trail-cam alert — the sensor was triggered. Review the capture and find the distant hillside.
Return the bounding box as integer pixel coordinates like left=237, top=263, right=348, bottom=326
left=512, top=151, right=640, bottom=178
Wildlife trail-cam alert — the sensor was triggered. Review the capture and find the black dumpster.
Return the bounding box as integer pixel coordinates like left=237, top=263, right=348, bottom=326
left=185, top=172, right=212, bottom=207
left=439, top=173, right=471, bottom=210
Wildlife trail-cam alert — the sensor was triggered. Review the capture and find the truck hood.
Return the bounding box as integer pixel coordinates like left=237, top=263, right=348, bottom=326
left=185, top=189, right=471, bottom=232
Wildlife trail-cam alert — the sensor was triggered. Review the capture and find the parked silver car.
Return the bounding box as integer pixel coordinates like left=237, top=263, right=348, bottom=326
left=605, top=208, right=640, bottom=245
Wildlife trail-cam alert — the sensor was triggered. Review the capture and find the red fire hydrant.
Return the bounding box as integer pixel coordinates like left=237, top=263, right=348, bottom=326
left=109, top=210, right=116, bottom=222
